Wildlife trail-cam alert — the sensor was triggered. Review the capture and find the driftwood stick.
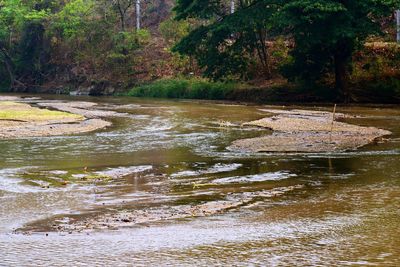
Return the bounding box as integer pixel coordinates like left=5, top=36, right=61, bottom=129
left=329, top=104, right=337, bottom=143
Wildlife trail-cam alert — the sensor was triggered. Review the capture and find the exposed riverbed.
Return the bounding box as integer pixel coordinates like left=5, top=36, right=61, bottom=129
left=1, top=95, right=399, bottom=266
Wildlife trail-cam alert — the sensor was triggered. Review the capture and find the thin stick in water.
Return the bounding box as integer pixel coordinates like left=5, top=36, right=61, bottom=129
left=329, top=104, right=337, bottom=143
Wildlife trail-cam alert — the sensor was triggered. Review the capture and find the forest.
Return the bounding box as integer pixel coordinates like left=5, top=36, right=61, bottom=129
left=1, top=0, right=400, bottom=102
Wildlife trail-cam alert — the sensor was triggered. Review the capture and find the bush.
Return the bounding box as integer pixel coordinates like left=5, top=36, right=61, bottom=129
left=159, top=17, right=189, bottom=45
left=0, top=68, right=10, bottom=92
left=127, top=78, right=238, bottom=100
left=0, top=83, right=10, bottom=93
left=352, top=76, right=400, bottom=102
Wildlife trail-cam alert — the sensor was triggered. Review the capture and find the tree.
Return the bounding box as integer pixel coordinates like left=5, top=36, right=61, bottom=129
left=0, top=0, right=47, bottom=90
left=173, top=0, right=277, bottom=80
left=397, top=9, right=400, bottom=42
left=50, top=0, right=149, bottom=81
left=136, top=0, right=140, bottom=30
left=174, top=0, right=399, bottom=101
left=159, top=16, right=190, bottom=44
left=278, top=0, right=400, bottom=101
left=112, top=0, right=134, bottom=31
left=98, top=0, right=140, bottom=31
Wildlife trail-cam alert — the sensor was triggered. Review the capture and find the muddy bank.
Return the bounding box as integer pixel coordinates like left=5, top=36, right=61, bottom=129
left=229, top=109, right=392, bottom=153
left=0, top=97, right=111, bottom=139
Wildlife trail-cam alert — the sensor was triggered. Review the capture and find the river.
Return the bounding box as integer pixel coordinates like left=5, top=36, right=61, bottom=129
left=0, top=96, right=399, bottom=266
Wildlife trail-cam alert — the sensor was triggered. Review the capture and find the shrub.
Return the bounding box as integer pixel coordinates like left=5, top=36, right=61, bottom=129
left=127, top=78, right=238, bottom=100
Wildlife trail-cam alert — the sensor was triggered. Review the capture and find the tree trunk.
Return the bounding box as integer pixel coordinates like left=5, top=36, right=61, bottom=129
left=120, top=15, right=125, bottom=31
left=136, top=0, right=141, bottom=30
left=396, top=10, right=400, bottom=43
left=0, top=46, right=15, bottom=87
left=116, top=0, right=126, bottom=31
left=254, top=29, right=271, bottom=79
left=0, top=45, right=26, bottom=91
left=334, top=52, right=350, bottom=103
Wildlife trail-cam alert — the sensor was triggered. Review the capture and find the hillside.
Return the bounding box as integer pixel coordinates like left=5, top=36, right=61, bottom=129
left=1, top=0, right=183, bottom=95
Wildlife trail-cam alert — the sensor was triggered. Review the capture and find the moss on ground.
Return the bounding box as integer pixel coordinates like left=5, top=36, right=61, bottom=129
left=0, top=101, right=84, bottom=122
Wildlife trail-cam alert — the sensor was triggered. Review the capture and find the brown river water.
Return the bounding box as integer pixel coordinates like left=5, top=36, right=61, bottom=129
left=0, top=95, right=399, bottom=266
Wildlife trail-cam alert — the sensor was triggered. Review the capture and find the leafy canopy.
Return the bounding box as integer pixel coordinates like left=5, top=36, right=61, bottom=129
left=173, top=0, right=278, bottom=79
left=174, top=0, right=400, bottom=96
left=279, top=0, right=400, bottom=85
left=0, top=0, right=48, bottom=45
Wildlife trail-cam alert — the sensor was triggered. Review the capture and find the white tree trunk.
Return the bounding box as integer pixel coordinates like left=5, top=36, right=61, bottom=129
left=136, top=0, right=141, bottom=30
left=230, top=0, right=235, bottom=14
left=397, top=10, right=400, bottom=43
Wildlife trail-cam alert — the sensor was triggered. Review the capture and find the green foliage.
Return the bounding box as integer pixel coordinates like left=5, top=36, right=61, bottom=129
left=51, top=0, right=95, bottom=39
left=113, top=30, right=150, bottom=53
left=0, top=0, right=48, bottom=40
left=159, top=16, right=190, bottom=44
left=0, top=0, right=49, bottom=89
left=0, top=0, right=154, bottom=90
left=174, top=0, right=223, bottom=20
left=367, top=77, right=400, bottom=97
left=350, top=76, right=400, bottom=103
left=127, top=78, right=238, bottom=100
left=45, top=1, right=151, bottom=82
left=353, top=43, right=400, bottom=78
left=0, top=72, right=10, bottom=91
left=1, top=0, right=400, bottom=102
left=278, top=0, right=399, bottom=87
left=173, top=0, right=277, bottom=80
left=174, top=0, right=400, bottom=100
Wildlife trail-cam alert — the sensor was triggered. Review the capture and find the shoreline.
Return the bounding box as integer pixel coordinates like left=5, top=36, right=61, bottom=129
left=2, top=92, right=400, bottom=108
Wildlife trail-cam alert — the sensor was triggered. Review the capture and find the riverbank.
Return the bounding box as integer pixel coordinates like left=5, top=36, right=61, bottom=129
left=126, top=78, right=400, bottom=104
left=0, top=96, right=111, bottom=139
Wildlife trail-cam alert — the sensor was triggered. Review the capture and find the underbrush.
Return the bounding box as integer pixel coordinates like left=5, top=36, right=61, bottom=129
left=126, top=76, right=400, bottom=104
left=350, top=76, right=400, bottom=103
left=127, top=78, right=242, bottom=100
left=0, top=70, right=10, bottom=92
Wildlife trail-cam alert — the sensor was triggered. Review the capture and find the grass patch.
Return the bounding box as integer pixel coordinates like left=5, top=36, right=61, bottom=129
left=126, top=78, right=342, bottom=103
left=127, top=78, right=242, bottom=100
left=0, top=101, right=84, bottom=122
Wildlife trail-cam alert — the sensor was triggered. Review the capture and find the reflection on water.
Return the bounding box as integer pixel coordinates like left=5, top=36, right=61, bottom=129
left=0, top=96, right=399, bottom=266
